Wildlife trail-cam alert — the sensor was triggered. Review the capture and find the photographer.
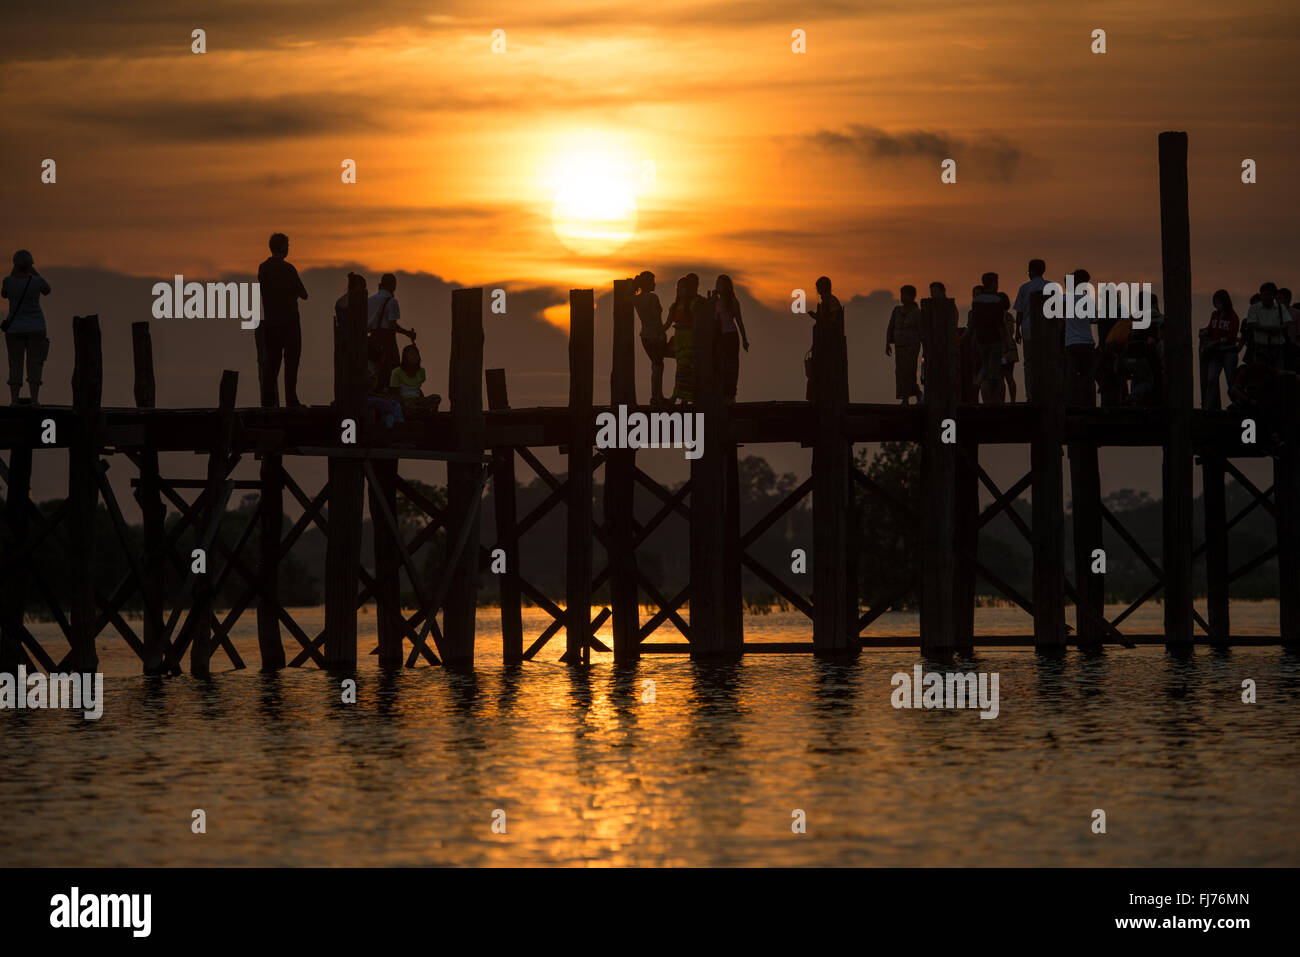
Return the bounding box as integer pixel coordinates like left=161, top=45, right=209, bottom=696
left=1, top=249, right=52, bottom=406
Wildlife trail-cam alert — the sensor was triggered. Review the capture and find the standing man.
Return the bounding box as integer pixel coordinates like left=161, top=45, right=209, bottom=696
left=367, top=273, right=416, bottom=391
left=970, top=272, right=1006, bottom=404
left=1065, top=268, right=1097, bottom=406
left=257, top=232, right=309, bottom=407
left=807, top=275, right=845, bottom=401
left=1012, top=259, right=1048, bottom=402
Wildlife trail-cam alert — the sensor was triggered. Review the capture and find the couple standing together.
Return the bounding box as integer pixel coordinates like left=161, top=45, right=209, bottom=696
left=631, top=271, right=750, bottom=406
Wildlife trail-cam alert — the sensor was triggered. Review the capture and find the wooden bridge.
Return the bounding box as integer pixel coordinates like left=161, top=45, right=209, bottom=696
left=1, top=132, right=1296, bottom=676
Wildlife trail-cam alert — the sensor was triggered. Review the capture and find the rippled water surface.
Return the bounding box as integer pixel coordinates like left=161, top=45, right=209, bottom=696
left=3, top=607, right=1297, bottom=866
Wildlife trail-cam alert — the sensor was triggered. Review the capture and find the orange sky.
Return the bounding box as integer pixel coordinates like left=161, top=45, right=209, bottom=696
left=6, top=0, right=1300, bottom=318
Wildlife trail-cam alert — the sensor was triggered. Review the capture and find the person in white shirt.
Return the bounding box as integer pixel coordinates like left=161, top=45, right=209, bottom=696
left=1012, top=259, right=1047, bottom=401
left=1243, top=281, right=1289, bottom=369
left=366, top=273, right=417, bottom=389
left=1064, top=268, right=1097, bottom=407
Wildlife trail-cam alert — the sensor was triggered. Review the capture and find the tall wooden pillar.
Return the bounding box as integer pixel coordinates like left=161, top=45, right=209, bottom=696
left=1070, top=441, right=1105, bottom=647
left=368, top=457, right=402, bottom=668
left=1030, top=293, right=1067, bottom=650
left=1274, top=373, right=1300, bottom=644
left=1200, top=455, right=1230, bottom=644
left=919, top=296, right=958, bottom=654
left=191, top=370, right=237, bottom=677
left=954, top=437, right=978, bottom=652
left=486, top=369, right=523, bottom=664
left=132, top=322, right=169, bottom=674
left=444, top=287, right=484, bottom=667
left=606, top=279, right=641, bottom=661
left=812, top=313, right=853, bottom=654
left=1159, top=131, right=1195, bottom=650
left=257, top=452, right=286, bottom=670
left=324, top=281, right=367, bottom=669
left=1, top=442, right=33, bottom=674
left=565, top=290, right=595, bottom=664
left=68, top=315, right=102, bottom=674
left=689, top=293, right=733, bottom=656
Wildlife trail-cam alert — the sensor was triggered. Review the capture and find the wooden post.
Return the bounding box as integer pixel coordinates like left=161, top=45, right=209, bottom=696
left=565, top=289, right=595, bottom=664
left=606, top=279, right=641, bottom=661
left=486, top=369, right=523, bottom=663
left=1159, top=131, right=1195, bottom=650
left=953, top=437, right=978, bottom=652
left=812, top=312, right=853, bottom=654
left=368, top=457, right=402, bottom=667
left=257, top=452, right=286, bottom=670
left=444, top=287, right=484, bottom=667
left=689, top=293, right=733, bottom=655
left=323, top=282, right=367, bottom=669
left=132, top=322, right=170, bottom=674
left=0, top=442, right=33, bottom=673
left=919, top=296, right=957, bottom=654
left=68, top=315, right=102, bottom=674
left=1030, top=293, right=1067, bottom=650
left=191, top=370, right=237, bottom=676
left=1201, top=455, right=1230, bottom=644
left=1069, top=441, right=1105, bottom=647
left=1274, top=373, right=1300, bottom=644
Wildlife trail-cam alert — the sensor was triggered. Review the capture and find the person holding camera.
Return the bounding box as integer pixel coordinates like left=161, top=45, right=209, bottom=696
left=2, top=250, right=52, bottom=406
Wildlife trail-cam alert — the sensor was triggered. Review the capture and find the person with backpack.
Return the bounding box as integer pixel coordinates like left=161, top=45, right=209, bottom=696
left=1243, top=282, right=1289, bottom=370
left=1198, top=289, right=1240, bottom=410
left=366, top=273, right=417, bottom=392
left=2, top=250, right=51, bottom=406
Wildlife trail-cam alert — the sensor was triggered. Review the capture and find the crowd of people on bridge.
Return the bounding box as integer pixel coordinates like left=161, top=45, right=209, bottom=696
left=5, top=240, right=1296, bottom=419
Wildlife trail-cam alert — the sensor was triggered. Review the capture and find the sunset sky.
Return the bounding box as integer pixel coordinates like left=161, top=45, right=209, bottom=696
left=4, top=0, right=1300, bottom=501
left=9, top=0, right=1299, bottom=314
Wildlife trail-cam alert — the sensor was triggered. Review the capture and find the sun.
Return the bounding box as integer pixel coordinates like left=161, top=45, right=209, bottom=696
left=550, top=152, right=638, bottom=258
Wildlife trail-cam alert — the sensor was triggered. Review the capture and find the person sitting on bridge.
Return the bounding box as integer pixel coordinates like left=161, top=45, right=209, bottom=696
left=389, top=343, right=440, bottom=416
left=886, top=284, right=922, bottom=405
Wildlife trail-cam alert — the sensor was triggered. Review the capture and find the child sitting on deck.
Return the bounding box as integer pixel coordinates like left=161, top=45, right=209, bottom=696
left=388, top=344, right=441, bottom=415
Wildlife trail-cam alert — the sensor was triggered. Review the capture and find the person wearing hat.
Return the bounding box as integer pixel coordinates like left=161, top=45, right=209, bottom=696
left=2, top=250, right=52, bottom=406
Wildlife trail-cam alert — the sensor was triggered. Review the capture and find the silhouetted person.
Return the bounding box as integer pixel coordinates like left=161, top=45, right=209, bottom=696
left=669, top=275, right=703, bottom=404
left=633, top=271, right=670, bottom=406
left=1244, top=282, right=1288, bottom=370
left=367, top=272, right=416, bottom=394
left=999, top=291, right=1019, bottom=403
left=807, top=276, right=844, bottom=401
left=1012, top=258, right=1047, bottom=401
left=335, top=272, right=367, bottom=392
left=390, top=342, right=440, bottom=415
left=886, top=284, right=922, bottom=404
left=1065, top=268, right=1097, bottom=406
left=257, top=232, right=308, bottom=407
left=1198, top=289, right=1240, bottom=410
left=2, top=249, right=50, bottom=406
left=1280, top=287, right=1300, bottom=373
left=711, top=274, right=749, bottom=402
left=970, top=273, right=1005, bottom=403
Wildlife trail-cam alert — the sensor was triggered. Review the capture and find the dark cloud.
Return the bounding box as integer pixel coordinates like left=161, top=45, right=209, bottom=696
left=806, top=124, right=1027, bottom=182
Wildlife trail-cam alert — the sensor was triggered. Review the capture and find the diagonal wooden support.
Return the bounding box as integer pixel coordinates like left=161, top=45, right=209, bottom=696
left=634, top=569, right=690, bottom=640
left=1223, top=460, right=1276, bottom=519
left=852, top=468, right=916, bottom=521
left=740, top=477, right=811, bottom=549
left=858, top=574, right=917, bottom=633
left=740, top=553, right=814, bottom=619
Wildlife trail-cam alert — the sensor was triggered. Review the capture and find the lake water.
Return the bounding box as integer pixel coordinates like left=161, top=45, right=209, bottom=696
left=2, top=604, right=1296, bottom=866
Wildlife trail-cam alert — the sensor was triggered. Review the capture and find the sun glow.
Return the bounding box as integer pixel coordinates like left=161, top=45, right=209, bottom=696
left=547, top=147, right=639, bottom=258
